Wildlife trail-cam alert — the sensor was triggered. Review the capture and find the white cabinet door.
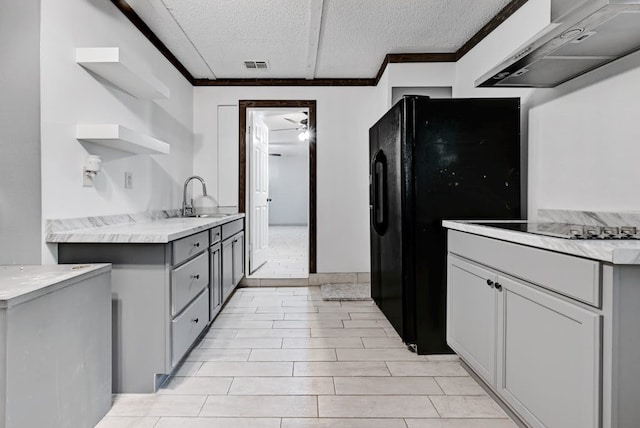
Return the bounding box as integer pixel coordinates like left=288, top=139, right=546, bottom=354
left=496, top=275, right=601, bottom=428
left=447, top=255, right=498, bottom=386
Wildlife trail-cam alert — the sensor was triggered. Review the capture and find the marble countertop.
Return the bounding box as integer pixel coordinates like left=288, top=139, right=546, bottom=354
left=47, top=214, right=245, bottom=244
left=0, top=264, right=111, bottom=308
left=443, top=220, right=640, bottom=265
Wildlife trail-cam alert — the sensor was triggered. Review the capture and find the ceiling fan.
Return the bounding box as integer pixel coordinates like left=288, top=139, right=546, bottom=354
left=283, top=112, right=308, bottom=128
left=270, top=111, right=308, bottom=131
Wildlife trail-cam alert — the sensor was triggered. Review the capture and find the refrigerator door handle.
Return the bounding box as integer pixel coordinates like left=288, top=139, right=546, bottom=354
left=372, top=150, right=388, bottom=235
left=376, top=161, right=384, bottom=224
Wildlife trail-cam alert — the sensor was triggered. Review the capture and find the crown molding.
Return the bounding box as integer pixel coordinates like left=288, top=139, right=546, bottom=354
left=110, top=0, right=195, bottom=83
left=455, top=0, right=528, bottom=60
left=193, top=78, right=376, bottom=86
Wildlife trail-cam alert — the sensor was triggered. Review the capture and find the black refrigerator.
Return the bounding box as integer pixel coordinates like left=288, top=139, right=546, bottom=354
left=369, top=95, right=522, bottom=354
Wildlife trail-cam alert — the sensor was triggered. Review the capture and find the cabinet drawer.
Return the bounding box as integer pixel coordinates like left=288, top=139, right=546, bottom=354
left=210, top=226, right=222, bottom=245
left=222, top=219, right=243, bottom=240
left=449, top=230, right=601, bottom=307
left=172, top=231, right=208, bottom=266
left=171, top=252, right=209, bottom=316
left=171, top=288, right=209, bottom=367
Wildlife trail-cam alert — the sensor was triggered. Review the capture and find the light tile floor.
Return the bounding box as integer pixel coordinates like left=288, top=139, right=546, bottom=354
left=250, top=226, right=309, bottom=279
left=97, top=286, right=518, bottom=428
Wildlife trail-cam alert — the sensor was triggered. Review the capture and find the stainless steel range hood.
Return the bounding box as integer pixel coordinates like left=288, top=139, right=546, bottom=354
left=476, top=0, right=640, bottom=88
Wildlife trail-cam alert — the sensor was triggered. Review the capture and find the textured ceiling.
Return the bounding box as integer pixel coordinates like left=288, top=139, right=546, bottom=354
left=316, top=0, right=509, bottom=77
left=126, top=0, right=512, bottom=80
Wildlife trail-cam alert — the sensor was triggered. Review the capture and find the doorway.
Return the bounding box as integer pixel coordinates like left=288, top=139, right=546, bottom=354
left=239, top=100, right=317, bottom=277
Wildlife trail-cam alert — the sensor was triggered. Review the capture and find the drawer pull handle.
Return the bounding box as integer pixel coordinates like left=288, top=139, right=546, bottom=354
left=192, top=318, right=199, bottom=324
left=495, top=283, right=503, bottom=292
left=486, top=279, right=494, bottom=288
left=193, top=242, right=200, bottom=248
left=191, top=274, right=200, bottom=280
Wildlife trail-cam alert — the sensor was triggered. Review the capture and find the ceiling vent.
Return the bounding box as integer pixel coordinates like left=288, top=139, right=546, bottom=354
left=244, top=61, right=269, bottom=70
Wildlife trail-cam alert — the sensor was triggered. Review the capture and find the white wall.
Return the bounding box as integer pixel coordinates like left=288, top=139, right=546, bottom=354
left=375, top=62, right=456, bottom=114
left=527, top=51, right=640, bottom=215
left=269, top=144, right=309, bottom=225
left=391, top=87, right=452, bottom=105
left=194, top=86, right=376, bottom=273
left=0, top=0, right=42, bottom=264
left=40, top=0, right=194, bottom=262
left=373, top=67, right=391, bottom=121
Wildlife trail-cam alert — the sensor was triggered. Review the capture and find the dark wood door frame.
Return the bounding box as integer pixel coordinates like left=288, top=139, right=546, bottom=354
left=239, top=100, right=317, bottom=274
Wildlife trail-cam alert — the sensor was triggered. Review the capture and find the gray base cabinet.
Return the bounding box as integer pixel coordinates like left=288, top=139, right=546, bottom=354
left=496, top=275, right=600, bottom=428
left=221, top=220, right=245, bottom=301
left=171, top=289, right=209, bottom=367
left=222, top=238, right=234, bottom=301
left=232, top=231, right=245, bottom=286
left=446, top=230, right=640, bottom=428
left=0, top=269, right=111, bottom=428
left=447, top=257, right=497, bottom=385
left=58, top=218, right=245, bottom=394
left=209, top=242, right=222, bottom=321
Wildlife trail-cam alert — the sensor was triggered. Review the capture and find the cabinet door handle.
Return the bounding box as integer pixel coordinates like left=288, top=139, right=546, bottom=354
left=486, top=279, right=494, bottom=287
left=191, top=318, right=199, bottom=324
left=495, top=283, right=503, bottom=291
left=193, top=242, right=200, bottom=248
left=191, top=274, right=200, bottom=280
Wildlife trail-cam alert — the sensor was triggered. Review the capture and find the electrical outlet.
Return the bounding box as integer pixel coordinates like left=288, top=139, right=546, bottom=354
left=124, top=171, right=133, bottom=189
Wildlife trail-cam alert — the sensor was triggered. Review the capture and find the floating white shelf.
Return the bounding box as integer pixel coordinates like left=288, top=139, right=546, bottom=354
left=76, top=47, right=170, bottom=100
left=76, top=124, right=171, bottom=155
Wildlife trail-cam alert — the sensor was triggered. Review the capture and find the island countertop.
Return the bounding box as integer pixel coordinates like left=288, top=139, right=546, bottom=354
left=46, top=213, right=245, bottom=244
left=0, top=264, right=111, bottom=308
left=443, top=220, right=640, bottom=265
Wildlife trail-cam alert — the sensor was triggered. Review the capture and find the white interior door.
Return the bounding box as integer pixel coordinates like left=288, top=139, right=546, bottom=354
left=249, top=115, right=269, bottom=273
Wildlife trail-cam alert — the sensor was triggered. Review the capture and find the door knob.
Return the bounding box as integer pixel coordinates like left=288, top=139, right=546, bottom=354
left=267, top=198, right=272, bottom=202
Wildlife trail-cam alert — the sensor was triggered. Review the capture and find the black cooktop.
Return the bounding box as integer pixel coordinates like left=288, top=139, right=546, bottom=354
left=475, top=222, right=640, bottom=240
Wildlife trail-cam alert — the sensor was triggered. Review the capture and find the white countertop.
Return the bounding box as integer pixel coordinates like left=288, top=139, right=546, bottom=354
left=443, top=220, right=640, bottom=265
left=0, top=264, right=111, bottom=308
left=46, top=214, right=245, bottom=244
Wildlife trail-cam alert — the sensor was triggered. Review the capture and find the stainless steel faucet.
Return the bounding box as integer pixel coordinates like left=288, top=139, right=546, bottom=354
left=182, top=176, right=208, bottom=216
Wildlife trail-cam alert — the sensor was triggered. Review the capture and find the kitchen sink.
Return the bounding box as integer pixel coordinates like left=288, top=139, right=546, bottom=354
left=180, top=213, right=229, bottom=218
